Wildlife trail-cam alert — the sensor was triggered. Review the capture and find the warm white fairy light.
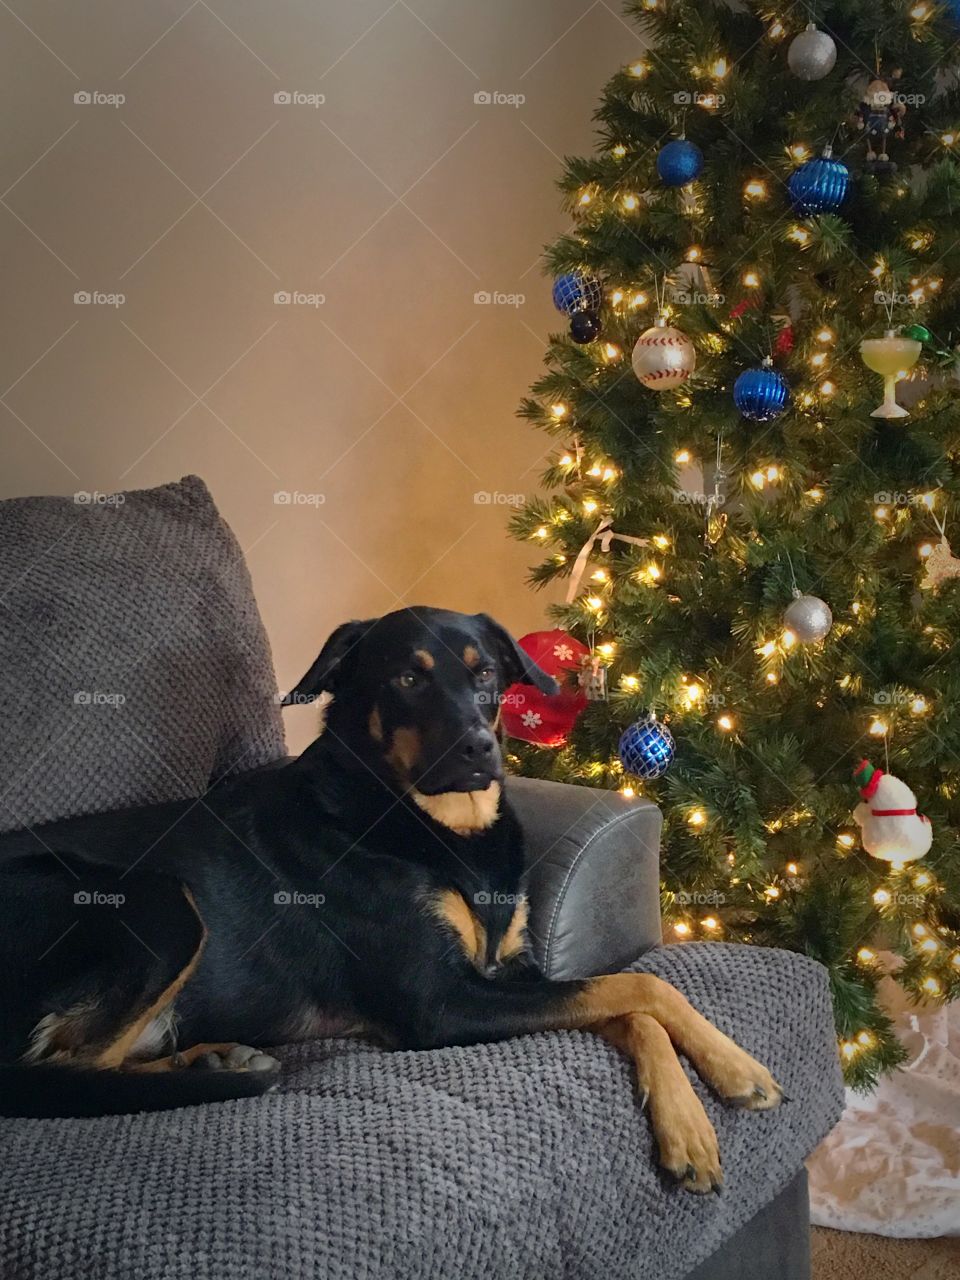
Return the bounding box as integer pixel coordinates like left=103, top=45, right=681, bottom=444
left=621, top=674, right=639, bottom=690
left=628, top=60, right=649, bottom=78
left=744, top=179, right=768, bottom=200
left=675, top=449, right=692, bottom=464
left=873, top=888, right=891, bottom=906
left=717, top=714, right=734, bottom=731
left=869, top=718, right=887, bottom=736
left=622, top=193, right=639, bottom=211
left=789, top=226, right=811, bottom=246
left=674, top=921, right=691, bottom=936
left=550, top=403, right=568, bottom=419
left=702, top=915, right=720, bottom=930
left=857, top=947, right=875, bottom=963
left=837, top=832, right=856, bottom=849
left=620, top=784, right=635, bottom=798
left=743, top=271, right=761, bottom=288
left=583, top=498, right=598, bottom=514
left=787, top=143, right=811, bottom=163
left=687, top=808, right=707, bottom=827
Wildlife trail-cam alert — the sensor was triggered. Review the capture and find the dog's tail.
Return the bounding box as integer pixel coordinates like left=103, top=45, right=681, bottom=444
left=0, top=1062, right=280, bottom=1118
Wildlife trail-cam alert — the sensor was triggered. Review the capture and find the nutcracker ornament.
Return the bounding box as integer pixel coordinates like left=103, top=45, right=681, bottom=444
left=855, top=72, right=906, bottom=174
left=852, top=759, right=932, bottom=865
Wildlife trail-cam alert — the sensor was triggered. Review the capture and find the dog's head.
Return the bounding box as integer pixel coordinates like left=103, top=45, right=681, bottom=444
left=283, top=608, right=557, bottom=826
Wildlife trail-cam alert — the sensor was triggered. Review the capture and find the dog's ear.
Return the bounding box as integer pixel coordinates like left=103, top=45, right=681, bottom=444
left=281, top=619, right=376, bottom=706
left=474, top=614, right=559, bottom=695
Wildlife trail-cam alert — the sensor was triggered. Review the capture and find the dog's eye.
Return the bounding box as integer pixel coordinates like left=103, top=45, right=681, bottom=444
left=395, top=671, right=419, bottom=689
left=477, top=666, right=495, bottom=681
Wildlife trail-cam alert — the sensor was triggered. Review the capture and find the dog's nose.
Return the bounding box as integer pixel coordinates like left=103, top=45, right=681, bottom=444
left=460, top=727, right=496, bottom=763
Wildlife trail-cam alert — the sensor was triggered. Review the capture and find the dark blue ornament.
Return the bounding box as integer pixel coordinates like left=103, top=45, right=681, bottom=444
left=618, top=715, right=675, bottom=781
left=787, top=148, right=849, bottom=215
left=552, top=272, right=603, bottom=316
left=569, top=311, right=602, bottom=343
left=734, top=363, right=790, bottom=422
left=656, top=139, right=704, bottom=187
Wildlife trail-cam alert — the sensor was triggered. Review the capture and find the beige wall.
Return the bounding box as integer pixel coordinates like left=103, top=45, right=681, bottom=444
left=0, top=0, right=642, bottom=751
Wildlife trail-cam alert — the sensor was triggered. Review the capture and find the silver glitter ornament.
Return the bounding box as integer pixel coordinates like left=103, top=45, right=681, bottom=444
left=787, top=23, right=837, bottom=81
left=784, top=592, right=833, bottom=643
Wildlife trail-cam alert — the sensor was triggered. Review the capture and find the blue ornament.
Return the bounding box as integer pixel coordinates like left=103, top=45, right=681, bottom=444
left=552, top=272, right=603, bottom=316
left=656, top=139, right=704, bottom=187
left=787, top=147, right=849, bottom=215
left=734, top=362, right=790, bottom=422
left=570, top=311, right=602, bottom=343
left=618, top=715, right=675, bottom=781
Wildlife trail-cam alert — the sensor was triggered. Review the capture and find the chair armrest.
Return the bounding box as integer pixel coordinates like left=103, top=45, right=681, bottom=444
left=505, top=775, right=662, bottom=982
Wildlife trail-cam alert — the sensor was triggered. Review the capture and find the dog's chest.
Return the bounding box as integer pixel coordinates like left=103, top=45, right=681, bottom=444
left=431, top=887, right=529, bottom=974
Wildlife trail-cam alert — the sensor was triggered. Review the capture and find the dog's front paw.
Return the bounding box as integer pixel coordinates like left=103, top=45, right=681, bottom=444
left=651, top=1088, right=723, bottom=1195
left=705, top=1039, right=783, bottom=1111
left=188, top=1043, right=279, bottom=1073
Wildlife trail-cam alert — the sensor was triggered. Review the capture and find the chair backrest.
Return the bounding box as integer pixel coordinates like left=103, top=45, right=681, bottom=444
left=0, top=475, right=286, bottom=832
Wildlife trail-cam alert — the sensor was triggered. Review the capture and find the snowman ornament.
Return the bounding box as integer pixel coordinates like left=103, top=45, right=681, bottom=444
left=852, top=759, right=932, bottom=865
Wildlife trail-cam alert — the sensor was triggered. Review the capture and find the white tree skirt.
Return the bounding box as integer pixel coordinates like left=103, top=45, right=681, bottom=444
left=808, top=962, right=960, bottom=1238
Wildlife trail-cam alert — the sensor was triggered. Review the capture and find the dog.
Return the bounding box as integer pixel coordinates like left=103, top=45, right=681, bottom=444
left=0, top=607, right=780, bottom=1191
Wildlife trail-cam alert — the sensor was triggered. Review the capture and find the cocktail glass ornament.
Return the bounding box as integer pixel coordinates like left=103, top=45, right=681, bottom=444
left=859, top=329, right=922, bottom=418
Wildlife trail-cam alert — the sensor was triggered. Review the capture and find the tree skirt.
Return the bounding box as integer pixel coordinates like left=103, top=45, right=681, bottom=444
left=808, top=961, right=960, bottom=1238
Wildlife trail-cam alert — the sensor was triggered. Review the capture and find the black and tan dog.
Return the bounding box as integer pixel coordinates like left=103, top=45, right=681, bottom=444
left=0, top=607, right=780, bottom=1190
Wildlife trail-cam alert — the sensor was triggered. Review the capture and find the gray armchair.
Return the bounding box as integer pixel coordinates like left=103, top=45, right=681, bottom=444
left=0, top=477, right=842, bottom=1280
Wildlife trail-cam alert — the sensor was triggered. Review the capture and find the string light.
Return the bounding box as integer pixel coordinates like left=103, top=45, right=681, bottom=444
left=685, top=245, right=702, bottom=262
left=612, top=143, right=627, bottom=159
left=586, top=595, right=603, bottom=611
left=631, top=291, right=647, bottom=307
left=837, top=833, right=856, bottom=849
left=620, top=784, right=635, bottom=798
left=766, top=672, right=779, bottom=684
left=578, top=189, right=593, bottom=207
left=652, top=533, right=671, bottom=549
left=743, top=271, right=761, bottom=288
left=914, top=872, right=932, bottom=889
left=628, top=60, right=649, bottom=77
left=786, top=862, right=799, bottom=876
left=910, top=2, right=931, bottom=21
left=717, top=714, right=734, bottom=731
left=764, top=885, right=780, bottom=899
left=550, top=403, right=567, bottom=419
left=911, top=696, right=928, bottom=716
left=857, top=1031, right=875, bottom=1048
left=857, top=947, right=876, bottom=963
left=687, top=808, right=707, bottom=827
left=683, top=679, right=704, bottom=705
left=920, top=937, right=939, bottom=954
left=873, top=888, right=891, bottom=906
left=921, top=976, right=942, bottom=996
left=869, top=718, right=887, bottom=736
left=591, top=568, right=608, bottom=582
left=841, top=1041, right=857, bottom=1061
left=710, top=57, right=729, bottom=78
left=942, top=131, right=957, bottom=146
left=816, top=328, right=834, bottom=344
left=789, top=226, right=811, bottom=246
left=621, top=674, right=640, bottom=690
left=912, top=923, right=927, bottom=938
left=534, top=526, right=548, bottom=540
left=597, top=642, right=615, bottom=657
left=744, top=179, right=768, bottom=200
left=674, top=921, right=691, bottom=936
left=702, top=915, right=720, bottom=930
left=919, top=542, right=934, bottom=558
left=559, top=453, right=573, bottom=467
left=675, top=449, right=692, bottom=464
left=622, top=193, right=639, bottom=211
left=806, top=487, right=824, bottom=501
left=820, top=380, right=836, bottom=396
left=583, top=498, right=598, bottom=514
left=769, top=19, right=785, bottom=39
left=787, top=143, right=811, bottom=163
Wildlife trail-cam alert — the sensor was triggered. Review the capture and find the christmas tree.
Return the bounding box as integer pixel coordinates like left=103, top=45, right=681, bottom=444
left=508, top=0, right=960, bottom=1087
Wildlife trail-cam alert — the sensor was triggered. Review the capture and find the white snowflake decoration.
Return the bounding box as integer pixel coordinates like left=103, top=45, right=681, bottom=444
left=521, top=710, right=543, bottom=729
left=553, top=643, right=574, bottom=661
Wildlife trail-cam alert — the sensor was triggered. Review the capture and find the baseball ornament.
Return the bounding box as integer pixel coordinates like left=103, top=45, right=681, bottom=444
left=632, top=316, right=696, bottom=391
left=787, top=23, right=838, bottom=81
left=500, top=629, right=589, bottom=747
left=784, top=591, right=832, bottom=643
left=853, top=759, right=932, bottom=865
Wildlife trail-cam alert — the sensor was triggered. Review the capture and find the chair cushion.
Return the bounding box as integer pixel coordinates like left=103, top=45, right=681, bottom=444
left=0, top=475, right=285, bottom=832
left=0, top=943, right=844, bottom=1279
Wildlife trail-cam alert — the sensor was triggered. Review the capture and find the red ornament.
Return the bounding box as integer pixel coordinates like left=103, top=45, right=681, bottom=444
left=501, top=629, right=589, bottom=747
left=773, top=323, right=795, bottom=357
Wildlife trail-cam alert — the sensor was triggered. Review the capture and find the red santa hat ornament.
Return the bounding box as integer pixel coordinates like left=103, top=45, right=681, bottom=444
left=500, top=629, right=589, bottom=747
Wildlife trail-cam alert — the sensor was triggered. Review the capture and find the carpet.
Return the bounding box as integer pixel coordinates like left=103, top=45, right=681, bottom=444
left=812, top=1227, right=960, bottom=1279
